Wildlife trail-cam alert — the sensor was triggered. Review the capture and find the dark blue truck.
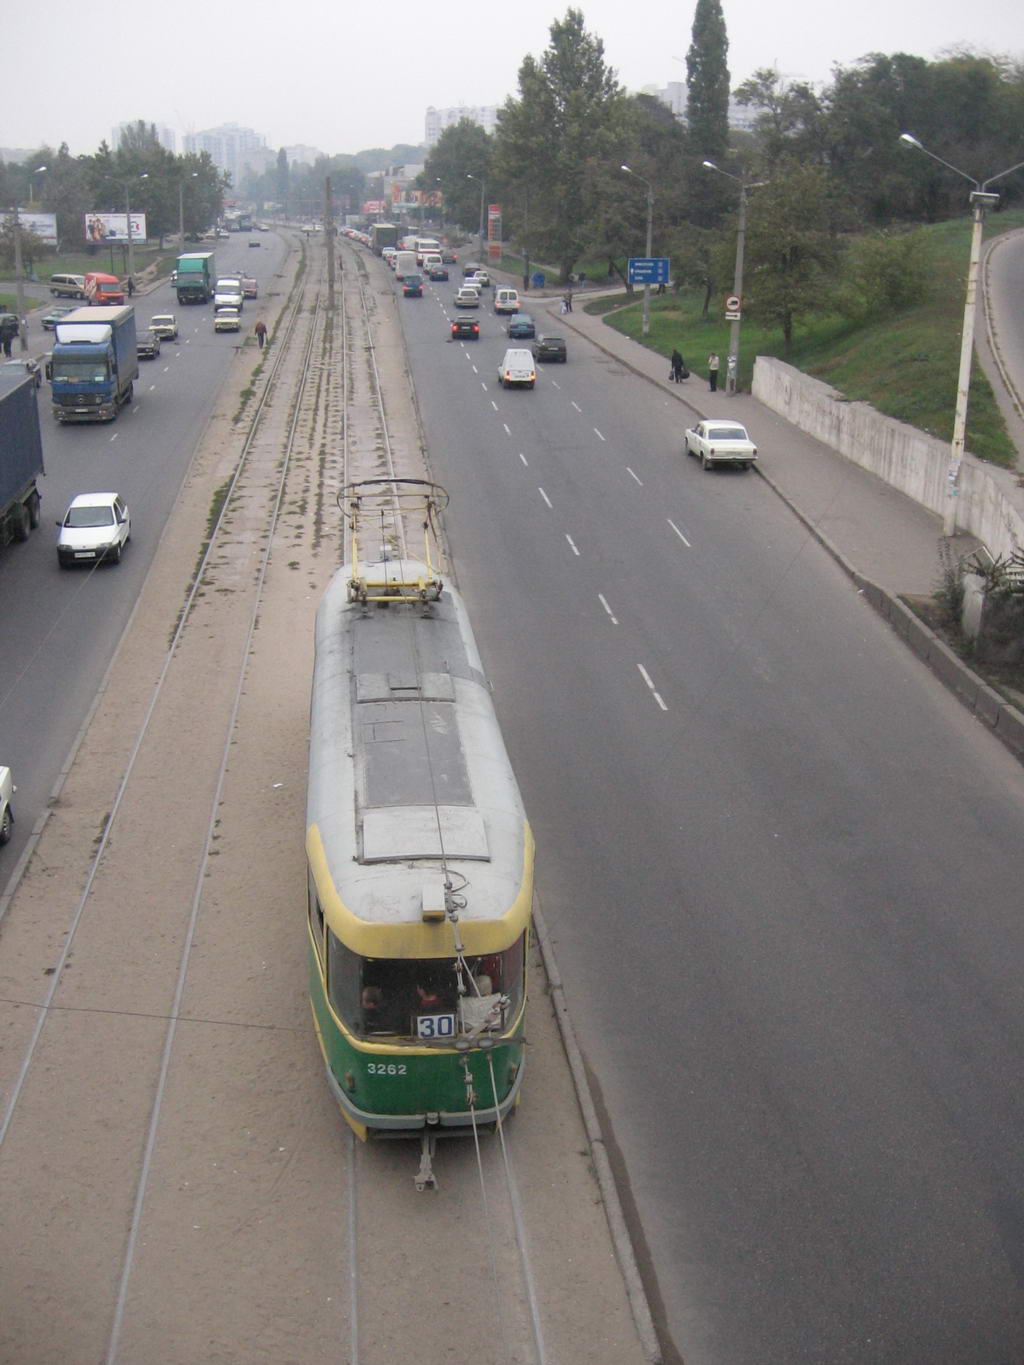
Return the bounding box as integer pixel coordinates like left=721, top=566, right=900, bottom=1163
left=50, top=305, right=139, bottom=423
left=0, top=368, right=44, bottom=546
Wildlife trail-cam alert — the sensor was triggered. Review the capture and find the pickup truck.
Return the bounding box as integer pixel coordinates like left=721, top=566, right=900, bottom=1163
left=684, top=419, right=758, bottom=471
left=0, top=765, right=14, bottom=845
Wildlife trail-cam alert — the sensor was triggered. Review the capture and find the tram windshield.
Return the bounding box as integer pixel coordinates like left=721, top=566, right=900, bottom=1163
left=326, top=934, right=525, bottom=1041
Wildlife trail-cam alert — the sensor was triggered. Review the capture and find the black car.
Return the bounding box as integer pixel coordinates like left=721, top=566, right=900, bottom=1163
left=450, top=316, right=480, bottom=340
left=507, top=313, right=536, bottom=339
left=403, top=274, right=424, bottom=298
left=136, top=329, right=162, bottom=359
left=427, top=264, right=449, bottom=281
left=533, top=334, right=567, bottom=362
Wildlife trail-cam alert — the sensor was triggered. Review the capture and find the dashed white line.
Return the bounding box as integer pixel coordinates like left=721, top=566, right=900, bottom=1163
left=492, top=400, right=499, bottom=411
left=626, top=467, right=643, bottom=486
left=594, top=428, right=606, bottom=441
left=518, top=452, right=529, bottom=467
left=110, top=432, right=119, bottom=441
left=598, top=593, right=619, bottom=625
left=565, top=534, right=580, bottom=556
left=571, top=400, right=582, bottom=412
left=538, top=487, right=552, bottom=508
left=667, top=519, right=692, bottom=547
left=550, top=380, right=561, bottom=390
left=637, top=664, right=668, bottom=711
left=503, top=423, right=511, bottom=435
left=471, top=364, right=478, bottom=373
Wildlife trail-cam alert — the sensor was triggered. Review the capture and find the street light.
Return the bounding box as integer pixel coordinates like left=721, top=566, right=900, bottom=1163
left=28, top=164, right=47, bottom=208
left=179, top=170, right=198, bottom=247
left=702, top=160, right=766, bottom=396
left=13, top=164, right=47, bottom=352
left=620, top=164, right=653, bottom=336
left=466, top=173, right=486, bottom=261
left=126, top=172, right=148, bottom=286
left=899, top=133, right=1024, bottom=535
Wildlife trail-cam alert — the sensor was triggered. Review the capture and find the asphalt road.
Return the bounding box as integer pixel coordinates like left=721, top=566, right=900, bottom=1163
left=387, top=258, right=1024, bottom=1362
left=0, top=233, right=286, bottom=872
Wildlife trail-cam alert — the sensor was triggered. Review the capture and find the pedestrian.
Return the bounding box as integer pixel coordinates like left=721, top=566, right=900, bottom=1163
left=254, top=319, right=267, bottom=349
left=0, top=314, right=17, bottom=357
left=125, top=276, right=135, bottom=297
left=708, top=352, right=720, bottom=393
left=670, top=349, right=687, bottom=383
left=563, top=290, right=573, bottom=314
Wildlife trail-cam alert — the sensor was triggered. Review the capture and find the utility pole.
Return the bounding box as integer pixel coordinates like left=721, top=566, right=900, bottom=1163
left=325, top=176, right=336, bottom=311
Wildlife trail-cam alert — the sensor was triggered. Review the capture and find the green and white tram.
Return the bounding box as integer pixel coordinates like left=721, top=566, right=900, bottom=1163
left=306, top=482, right=533, bottom=1179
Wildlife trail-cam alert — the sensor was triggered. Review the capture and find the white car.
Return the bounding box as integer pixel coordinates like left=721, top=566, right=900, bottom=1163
left=0, top=765, right=14, bottom=845
left=454, top=286, right=480, bottom=309
left=214, top=308, right=241, bottom=332
left=56, top=493, right=131, bottom=568
left=468, top=270, right=491, bottom=289
left=150, top=314, right=178, bottom=340
left=684, top=419, right=758, bottom=471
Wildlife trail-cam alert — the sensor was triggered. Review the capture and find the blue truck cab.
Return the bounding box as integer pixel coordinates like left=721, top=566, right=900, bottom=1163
left=50, top=306, right=139, bottom=423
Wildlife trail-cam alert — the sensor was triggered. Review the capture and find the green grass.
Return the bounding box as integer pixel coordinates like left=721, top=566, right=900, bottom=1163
left=593, top=210, right=1024, bottom=467
left=1, top=245, right=183, bottom=312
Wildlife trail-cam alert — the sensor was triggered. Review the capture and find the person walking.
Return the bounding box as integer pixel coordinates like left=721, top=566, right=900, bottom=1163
left=125, top=276, right=135, bottom=297
left=670, top=349, right=687, bottom=383
left=563, top=290, right=573, bottom=313
left=707, top=352, right=720, bottom=393
left=254, top=319, right=267, bottom=349
left=0, top=314, right=17, bottom=357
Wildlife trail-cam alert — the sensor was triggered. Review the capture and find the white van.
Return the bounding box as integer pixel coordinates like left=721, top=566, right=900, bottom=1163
left=497, top=348, right=536, bottom=389
left=394, top=251, right=417, bottom=280
left=494, top=287, right=520, bottom=314
left=214, top=278, right=244, bottom=311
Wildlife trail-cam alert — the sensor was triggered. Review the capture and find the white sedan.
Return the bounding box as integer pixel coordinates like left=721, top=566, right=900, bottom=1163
left=453, top=286, right=480, bottom=309
left=684, top=419, right=758, bottom=471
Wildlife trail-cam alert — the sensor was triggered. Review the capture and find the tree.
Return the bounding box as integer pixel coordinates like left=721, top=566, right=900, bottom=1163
left=493, top=8, right=626, bottom=280
left=741, top=166, right=839, bottom=351
left=685, top=0, right=730, bottom=163
left=422, top=119, right=493, bottom=233
left=276, top=149, right=290, bottom=216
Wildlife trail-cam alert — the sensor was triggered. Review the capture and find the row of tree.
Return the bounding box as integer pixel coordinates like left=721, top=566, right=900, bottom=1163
left=1, top=122, right=227, bottom=259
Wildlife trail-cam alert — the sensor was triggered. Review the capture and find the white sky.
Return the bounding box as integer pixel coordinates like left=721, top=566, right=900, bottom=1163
left=2, top=0, right=1019, bottom=159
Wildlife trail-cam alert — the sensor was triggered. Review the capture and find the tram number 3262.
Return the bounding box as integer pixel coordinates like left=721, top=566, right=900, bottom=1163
left=417, top=1013, right=456, bottom=1040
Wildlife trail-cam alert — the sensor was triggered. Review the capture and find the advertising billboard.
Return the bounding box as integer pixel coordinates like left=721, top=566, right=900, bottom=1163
left=1, top=210, right=58, bottom=245
left=84, top=212, right=147, bottom=245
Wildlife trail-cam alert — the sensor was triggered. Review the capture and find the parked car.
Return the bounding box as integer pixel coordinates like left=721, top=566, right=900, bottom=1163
left=150, top=314, right=178, bottom=340
left=402, top=274, right=424, bottom=298
left=241, top=276, right=258, bottom=298
left=507, top=313, right=536, bottom=339
left=533, top=334, right=567, bottom=362
left=453, top=286, right=480, bottom=309
left=41, top=305, right=76, bottom=331
left=56, top=492, right=131, bottom=568
left=0, top=765, right=14, bottom=845
left=450, top=316, right=480, bottom=340
left=136, top=329, right=162, bottom=360
left=684, top=419, right=758, bottom=471
left=214, top=308, right=241, bottom=332
left=427, top=264, right=449, bottom=281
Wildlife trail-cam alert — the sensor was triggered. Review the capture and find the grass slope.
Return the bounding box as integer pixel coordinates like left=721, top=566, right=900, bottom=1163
left=591, top=211, right=1024, bottom=467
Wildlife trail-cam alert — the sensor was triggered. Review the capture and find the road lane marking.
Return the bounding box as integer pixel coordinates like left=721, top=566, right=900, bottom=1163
left=492, top=400, right=499, bottom=411
left=503, top=423, right=511, bottom=435
left=637, top=664, right=668, bottom=711
left=594, top=428, right=606, bottom=441
left=518, top=452, right=529, bottom=466
left=565, top=534, right=580, bottom=556
left=571, top=401, right=582, bottom=412
left=627, top=467, right=643, bottom=486
left=538, top=487, right=552, bottom=508
left=598, top=593, right=619, bottom=625
left=667, top=519, right=692, bottom=547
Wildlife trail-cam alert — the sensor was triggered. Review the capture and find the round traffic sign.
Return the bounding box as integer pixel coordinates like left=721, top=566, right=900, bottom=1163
left=725, top=295, right=741, bottom=311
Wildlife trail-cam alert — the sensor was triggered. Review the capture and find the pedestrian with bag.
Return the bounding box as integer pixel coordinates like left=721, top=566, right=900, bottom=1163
left=254, top=319, right=267, bottom=350
left=670, top=349, right=688, bottom=383
left=708, top=353, right=720, bottom=392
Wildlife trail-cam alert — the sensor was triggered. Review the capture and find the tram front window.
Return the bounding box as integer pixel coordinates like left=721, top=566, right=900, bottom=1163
left=326, top=934, right=526, bottom=1039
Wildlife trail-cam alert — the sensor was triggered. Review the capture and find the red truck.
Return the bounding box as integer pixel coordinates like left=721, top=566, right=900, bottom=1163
left=84, top=272, right=125, bottom=305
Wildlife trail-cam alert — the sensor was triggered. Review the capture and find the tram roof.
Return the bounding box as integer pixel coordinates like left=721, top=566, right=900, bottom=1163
left=307, top=564, right=532, bottom=951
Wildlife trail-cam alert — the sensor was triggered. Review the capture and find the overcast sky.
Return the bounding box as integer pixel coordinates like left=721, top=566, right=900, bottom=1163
left=2, top=0, right=1019, bottom=160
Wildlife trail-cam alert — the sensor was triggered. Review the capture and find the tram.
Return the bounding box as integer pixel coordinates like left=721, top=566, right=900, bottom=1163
left=306, top=480, right=533, bottom=1185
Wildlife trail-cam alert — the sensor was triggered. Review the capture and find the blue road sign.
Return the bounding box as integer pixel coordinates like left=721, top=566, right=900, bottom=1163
left=628, top=257, right=670, bottom=285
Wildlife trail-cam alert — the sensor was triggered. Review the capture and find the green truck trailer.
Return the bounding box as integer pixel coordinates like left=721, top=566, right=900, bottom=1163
left=175, top=251, right=216, bottom=304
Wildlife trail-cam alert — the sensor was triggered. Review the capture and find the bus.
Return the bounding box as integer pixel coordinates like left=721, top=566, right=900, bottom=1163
left=369, top=222, right=399, bottom=255
left=306, top=480, right=533, bottom=1187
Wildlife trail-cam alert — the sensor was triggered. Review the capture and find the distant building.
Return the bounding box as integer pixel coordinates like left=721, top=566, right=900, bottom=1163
left=642, top=84, right=759, bottom=132
left=425, top=105, right=498, bottom=147
left=282, top=144, right=322, bottom=167
left=112, top=121, right=176, bottom=153
left=183, top=123, right=275, bottom=186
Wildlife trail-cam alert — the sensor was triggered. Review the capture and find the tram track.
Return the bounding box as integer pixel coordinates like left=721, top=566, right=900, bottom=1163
left=0, top=234, right=651, bottom=1365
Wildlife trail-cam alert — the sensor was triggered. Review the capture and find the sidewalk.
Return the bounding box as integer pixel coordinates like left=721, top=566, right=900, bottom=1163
left=516, top=283, right=1024, bottom=759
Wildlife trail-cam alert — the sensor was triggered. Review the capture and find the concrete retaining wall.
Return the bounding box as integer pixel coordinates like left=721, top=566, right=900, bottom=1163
left=753, top=356, right=1024, bottom=562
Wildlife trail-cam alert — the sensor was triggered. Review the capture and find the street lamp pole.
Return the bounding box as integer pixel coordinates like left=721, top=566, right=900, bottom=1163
left=702, top=160, right=765, bottom=396
left=126, top=172, right=148, bottom=285
left=13, top=164, right=47, bottom=352
left=899, top=134, right=1024, bottom=535
left=467, top=174, right=486, bottom=261
left=179, top=170, right=198, bottom=247
left=620, top=165, right=653, bottom=336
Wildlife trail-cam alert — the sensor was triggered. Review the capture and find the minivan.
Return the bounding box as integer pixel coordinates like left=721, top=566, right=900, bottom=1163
left=494, top=288, right=520, bottom=314
left=497, top=348, right=536, bottom=389
left=49, top=273, right=86, bottom=299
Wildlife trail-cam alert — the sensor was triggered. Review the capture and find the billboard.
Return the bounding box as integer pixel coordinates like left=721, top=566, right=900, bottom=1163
left=1, top=210, right=58, bottom=245
left=84, top=212, right=147, bottom=245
